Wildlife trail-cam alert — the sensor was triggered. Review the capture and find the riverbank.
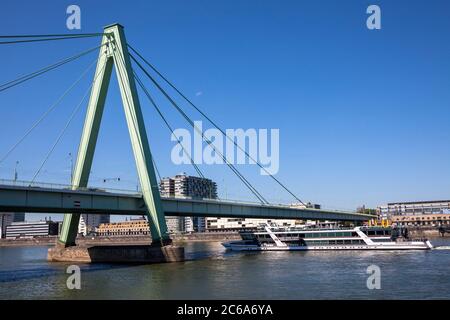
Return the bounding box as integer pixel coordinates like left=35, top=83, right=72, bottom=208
left=0, top=232, right=241, bottom=247
left=0, top=227, right=447, bottom=248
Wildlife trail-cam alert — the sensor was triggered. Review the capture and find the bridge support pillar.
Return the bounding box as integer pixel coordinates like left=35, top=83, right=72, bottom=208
left=58, top=23, right=170, bottom=247
left=48, top=242, right=184, bottom=263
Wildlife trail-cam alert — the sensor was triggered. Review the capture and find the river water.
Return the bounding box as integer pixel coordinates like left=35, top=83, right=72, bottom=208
left=1, top=238, right=450, bottom=299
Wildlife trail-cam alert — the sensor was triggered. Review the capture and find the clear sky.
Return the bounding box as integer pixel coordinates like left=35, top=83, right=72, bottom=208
left=0, top=0, right=450, bottom=221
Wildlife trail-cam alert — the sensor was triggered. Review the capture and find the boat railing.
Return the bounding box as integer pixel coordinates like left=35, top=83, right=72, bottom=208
left=258, top=226, right=360, bottom=232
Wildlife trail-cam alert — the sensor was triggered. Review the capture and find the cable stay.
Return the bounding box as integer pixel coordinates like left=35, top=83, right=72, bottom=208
left=0, top=43, right=106, bottom=93
left=113, top=46, right=192, bottom=190
left=111, top=42, right=205, bottom=194
left=0, top=33, right=105, bottom=38
left=109, top=47, right=165, bottom=191
left=110, top=47, right=158, bottom=189
left=130, top=53, right=269, bottom=204
left=152, top=156, right=163, bottom=183
left=0, top=58, right=99, bottom=165
left=30, top=60, right=108, bottom=184
left=133, top=71, right=205, bottom=179
left=131, top=54, right=268, bottom=204
left=128, top=44, right=305, bottom=206
left=112, top=43, right=263, bottom=202
left=0, top=33, right=105, bottom=45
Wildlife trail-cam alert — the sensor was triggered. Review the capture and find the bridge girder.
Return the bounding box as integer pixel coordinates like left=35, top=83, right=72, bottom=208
left=0, top=185, right=375, bottom=222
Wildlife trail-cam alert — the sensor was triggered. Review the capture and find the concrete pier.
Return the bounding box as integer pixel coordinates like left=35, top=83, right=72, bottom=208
left=47, top=242, right=184, bottom=263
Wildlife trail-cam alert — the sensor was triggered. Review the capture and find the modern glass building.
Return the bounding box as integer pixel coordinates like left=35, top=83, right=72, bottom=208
left=0, top=212, right=25, bottom=238
left=5, top=220, right=59, bottom=239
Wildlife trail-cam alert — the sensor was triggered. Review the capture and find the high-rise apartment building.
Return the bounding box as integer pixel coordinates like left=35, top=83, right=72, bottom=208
left=160, top=173, right=217, bottom=199
left=159, top=173, right=217, bottom=232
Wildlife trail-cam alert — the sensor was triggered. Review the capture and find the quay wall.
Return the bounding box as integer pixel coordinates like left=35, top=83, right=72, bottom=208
left=0, top=236, right=58, bottom=247
left=408, top=227, right=446, bottom=238
left=0, top=232, right=240, bottom=247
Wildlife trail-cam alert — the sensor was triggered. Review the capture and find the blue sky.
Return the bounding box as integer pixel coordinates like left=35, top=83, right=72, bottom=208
left=0, top=0, right=450, bottom=221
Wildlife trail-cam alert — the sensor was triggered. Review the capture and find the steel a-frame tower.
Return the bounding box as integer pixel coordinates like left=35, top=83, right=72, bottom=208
left=58, top=24, right=170, bottom=247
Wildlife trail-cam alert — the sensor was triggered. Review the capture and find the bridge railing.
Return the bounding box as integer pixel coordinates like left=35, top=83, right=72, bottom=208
left=159, top=195, right=362, bottom=214
left=0, top=179, right=141, bottom=196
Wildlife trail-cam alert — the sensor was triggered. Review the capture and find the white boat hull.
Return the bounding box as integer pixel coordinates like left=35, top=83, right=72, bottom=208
left=223, top=241, right=433, bottom=251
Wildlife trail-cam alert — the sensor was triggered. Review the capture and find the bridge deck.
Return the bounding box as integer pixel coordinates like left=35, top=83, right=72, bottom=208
left=0, top=184, right=374, bottom=221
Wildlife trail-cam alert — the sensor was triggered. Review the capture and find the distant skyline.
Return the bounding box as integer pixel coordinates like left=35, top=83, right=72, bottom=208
left=1, top=0, right=450, bottom=222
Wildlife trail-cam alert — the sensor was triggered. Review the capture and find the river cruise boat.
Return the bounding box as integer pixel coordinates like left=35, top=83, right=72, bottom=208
left=222, top=224, right=433, bottom=251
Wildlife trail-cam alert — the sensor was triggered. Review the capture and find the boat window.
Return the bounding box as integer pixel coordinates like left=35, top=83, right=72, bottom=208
left=372, top=238, right=391, bottom=242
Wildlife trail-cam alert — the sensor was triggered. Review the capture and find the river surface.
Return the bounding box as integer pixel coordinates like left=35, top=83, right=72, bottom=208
left=1, top=238, right=450, bottom=299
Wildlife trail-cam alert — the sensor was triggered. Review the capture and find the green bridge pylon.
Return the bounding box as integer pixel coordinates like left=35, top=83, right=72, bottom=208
left=58, top=24, right=170, bottom=247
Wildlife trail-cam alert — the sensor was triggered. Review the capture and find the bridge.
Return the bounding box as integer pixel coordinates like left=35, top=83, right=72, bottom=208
left=0, top=181, right=373, bottom=221
left=0, top=24, right=375, bottom=256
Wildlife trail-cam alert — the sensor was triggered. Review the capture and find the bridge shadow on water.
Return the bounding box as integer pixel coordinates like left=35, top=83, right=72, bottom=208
left=0, top=242, right=226, bottom=284
left=0, top=252, right=241, bottom=284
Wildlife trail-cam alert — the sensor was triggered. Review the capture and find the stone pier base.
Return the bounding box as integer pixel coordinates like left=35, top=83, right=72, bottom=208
left=47, top=243, right=184, bottom=263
